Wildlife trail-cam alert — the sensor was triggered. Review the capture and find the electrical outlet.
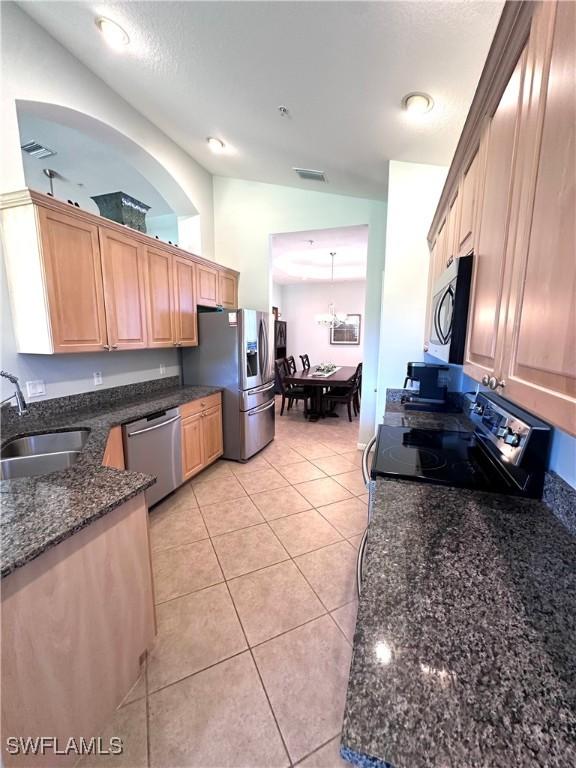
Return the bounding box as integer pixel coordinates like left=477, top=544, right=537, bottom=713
left=160, top=364, right=167, bottom=375
left=93, top=371, right=103, bottom=386
left=26, top=380, right=46, bottom=397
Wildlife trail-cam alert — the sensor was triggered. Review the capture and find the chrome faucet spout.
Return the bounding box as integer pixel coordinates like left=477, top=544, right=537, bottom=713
left=0, top=370, right=28, bottom=415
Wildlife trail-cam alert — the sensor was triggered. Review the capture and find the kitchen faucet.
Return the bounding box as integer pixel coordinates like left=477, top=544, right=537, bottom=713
left=0, top=370, right=28, bottom=415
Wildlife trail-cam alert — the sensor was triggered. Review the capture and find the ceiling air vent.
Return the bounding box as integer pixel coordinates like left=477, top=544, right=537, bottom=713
left=293, top=167, right=326, bottom=183
left=21, top=141, right=57, bottom=160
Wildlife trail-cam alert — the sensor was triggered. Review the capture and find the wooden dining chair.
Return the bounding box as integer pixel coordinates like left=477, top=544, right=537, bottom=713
left=299, top=354, right=310, bottom=371
left=321, top=366, right=360, bottom=422
left=285, top=356, right=297, bottom=374
left=274, top=359, right=309, bottom=416
left=354, top=362, right=363, bottom=415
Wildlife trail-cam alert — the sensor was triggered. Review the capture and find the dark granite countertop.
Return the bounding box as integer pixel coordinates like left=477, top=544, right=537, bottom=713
left=0, top=385, right=221, bottom=578
left=342, top=479, right=576, bottom=768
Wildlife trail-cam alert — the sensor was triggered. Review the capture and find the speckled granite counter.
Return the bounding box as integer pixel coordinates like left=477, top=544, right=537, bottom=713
left=341, top=479, right=576, bottom=768
left=1, top=384, right=221, bottom=578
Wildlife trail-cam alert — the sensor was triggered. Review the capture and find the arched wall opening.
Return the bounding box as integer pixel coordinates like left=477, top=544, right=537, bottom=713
left=15, top=101, right=201, bottom=249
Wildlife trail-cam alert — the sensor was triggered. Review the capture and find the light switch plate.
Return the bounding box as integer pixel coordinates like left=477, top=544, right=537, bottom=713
left=93, top=371, right=103, bottom=386
left=26, top=380, right=46, bottom=397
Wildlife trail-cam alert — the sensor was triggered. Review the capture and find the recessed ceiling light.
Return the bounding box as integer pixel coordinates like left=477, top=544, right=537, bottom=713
left=95, top=17, right=129, bottom=50
left=402, top=92, right=434, bottom=115
left=207, top=137, right=226, bottom=154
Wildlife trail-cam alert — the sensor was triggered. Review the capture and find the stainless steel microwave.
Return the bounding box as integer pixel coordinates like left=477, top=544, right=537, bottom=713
left=428, top=254, right=473, bottom=363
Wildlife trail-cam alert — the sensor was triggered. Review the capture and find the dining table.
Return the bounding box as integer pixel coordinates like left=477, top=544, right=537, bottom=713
left=283, top=365, right=357, bottom=421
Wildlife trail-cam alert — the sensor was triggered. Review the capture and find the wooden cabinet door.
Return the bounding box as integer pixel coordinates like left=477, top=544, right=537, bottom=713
left=433, top=222, right=447, bottom=284
left=202, top=405, right=223, bottom=466
left=182, top=413, right=204, bottom=480
left=144, top=246, right=174, bottom=348
left=102, top=426, right=125, bottom=470
left=457, top=150, right=479, bottom=257
left=501, top=0, right=575, bottom=433
left=445, top=193, right=459, bottom=265
left=173, top=256, right=198, bottom=346
left=464, top=50, right=525, bottom=383
left=219, top=271, right=238, bottom=309
left=196, top=264, right=219, bottom=307
left=38, top=207, right=108, bottom=353
left=99, top=228, right=148, bottom=349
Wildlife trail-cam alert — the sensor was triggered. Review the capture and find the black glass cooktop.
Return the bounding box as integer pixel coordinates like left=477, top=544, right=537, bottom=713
left=371, top=425, right=514, bottom=493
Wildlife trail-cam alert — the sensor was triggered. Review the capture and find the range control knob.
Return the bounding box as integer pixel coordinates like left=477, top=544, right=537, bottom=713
left=473, top=403, right=484, bottom=415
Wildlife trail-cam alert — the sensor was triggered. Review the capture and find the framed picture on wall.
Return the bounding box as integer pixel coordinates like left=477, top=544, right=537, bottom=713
left=330, top=314, right=361, bottom=345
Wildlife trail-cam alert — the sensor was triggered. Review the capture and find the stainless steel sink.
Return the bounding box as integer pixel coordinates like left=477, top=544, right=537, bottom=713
left=1, top=451, right=84, bottom=480
left=1, top=430, right=89, bottom=458
left=0, top=429, right=90, bottom=479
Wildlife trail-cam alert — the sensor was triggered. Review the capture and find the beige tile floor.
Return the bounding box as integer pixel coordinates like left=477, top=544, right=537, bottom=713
left=99, top=401, right=364, bottom=767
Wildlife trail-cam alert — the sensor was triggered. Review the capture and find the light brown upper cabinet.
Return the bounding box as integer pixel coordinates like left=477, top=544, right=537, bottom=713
left=445, top=192, right=459, bottom=266
left=173, top=255, right=198, bottom=346
left=99, top=227, right=148, bottom=350
left=219, top=270, right=238, bottom=310
left=463, top=49, right=526, bottom=384
left=38, top=207, right=109, bottom=353
left=0, top=190, right=238, bottom=354
left=144, top=246, right=174, bottom=348
left=196, top=264, right=219, bottom=307
left=456, top=150, right=479, bottom=257
left=499, top=0, right=575, bottom=433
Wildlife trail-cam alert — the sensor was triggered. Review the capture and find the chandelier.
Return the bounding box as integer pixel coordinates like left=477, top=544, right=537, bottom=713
left=315, top=252, right=348, bottom=328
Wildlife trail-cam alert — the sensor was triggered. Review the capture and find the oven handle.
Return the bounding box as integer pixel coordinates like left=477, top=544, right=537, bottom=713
left=362, top=434, right=377, bottom=486
left=356, top=528, right=369, bottom=599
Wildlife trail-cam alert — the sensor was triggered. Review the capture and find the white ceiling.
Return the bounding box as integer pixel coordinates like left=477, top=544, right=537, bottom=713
left=271, top=225, right=368, bottom=284
left=19, top=1, right=504, bottom=201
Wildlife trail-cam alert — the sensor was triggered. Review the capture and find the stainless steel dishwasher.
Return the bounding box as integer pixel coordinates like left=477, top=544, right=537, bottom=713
left=123, top=407, right=183, bottom=507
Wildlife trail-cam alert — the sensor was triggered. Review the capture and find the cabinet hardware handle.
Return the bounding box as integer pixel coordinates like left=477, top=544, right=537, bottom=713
left=498, top=379, right=506, bottom=389
left=102, top=344, right=110, bottom=351
left=111, top=344, right=118, bottom=350
left=481, top=375, right=490, bottom=386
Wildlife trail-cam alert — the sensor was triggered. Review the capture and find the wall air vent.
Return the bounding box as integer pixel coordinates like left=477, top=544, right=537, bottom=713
left=21, top=141, right=57, bottom=160
left=293, top=167, right=326, bottom=182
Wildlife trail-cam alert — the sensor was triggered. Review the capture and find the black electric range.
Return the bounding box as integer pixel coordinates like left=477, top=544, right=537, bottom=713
left=371, top=392, right=551, bottom=499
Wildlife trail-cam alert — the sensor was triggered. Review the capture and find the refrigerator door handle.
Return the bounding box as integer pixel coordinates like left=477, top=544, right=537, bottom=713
left=249, top=399, right=275, bottom=415
left=258, top=318, right=265, bottom=384
left=247, top=382, right=275, bottom=395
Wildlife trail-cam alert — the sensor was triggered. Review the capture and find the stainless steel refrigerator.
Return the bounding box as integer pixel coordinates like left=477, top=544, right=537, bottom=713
left=181, top=310, right=275, bottom=461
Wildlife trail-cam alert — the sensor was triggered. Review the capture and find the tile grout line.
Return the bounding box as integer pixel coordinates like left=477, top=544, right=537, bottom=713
left=204, top=518, right=295, bottom=768
left=147, top=429, right=362, bottom=763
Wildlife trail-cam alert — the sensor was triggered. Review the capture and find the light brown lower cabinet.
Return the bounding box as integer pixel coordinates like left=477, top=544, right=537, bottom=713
left=203, top=405, right=224, bottom=465
left=181, top=395, right=224, bottom=480
left=102, top=425, right=125, bottom=470
left=182, top=412, right=205, bottom=480
left=1, top=493, right=155, bottom=768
